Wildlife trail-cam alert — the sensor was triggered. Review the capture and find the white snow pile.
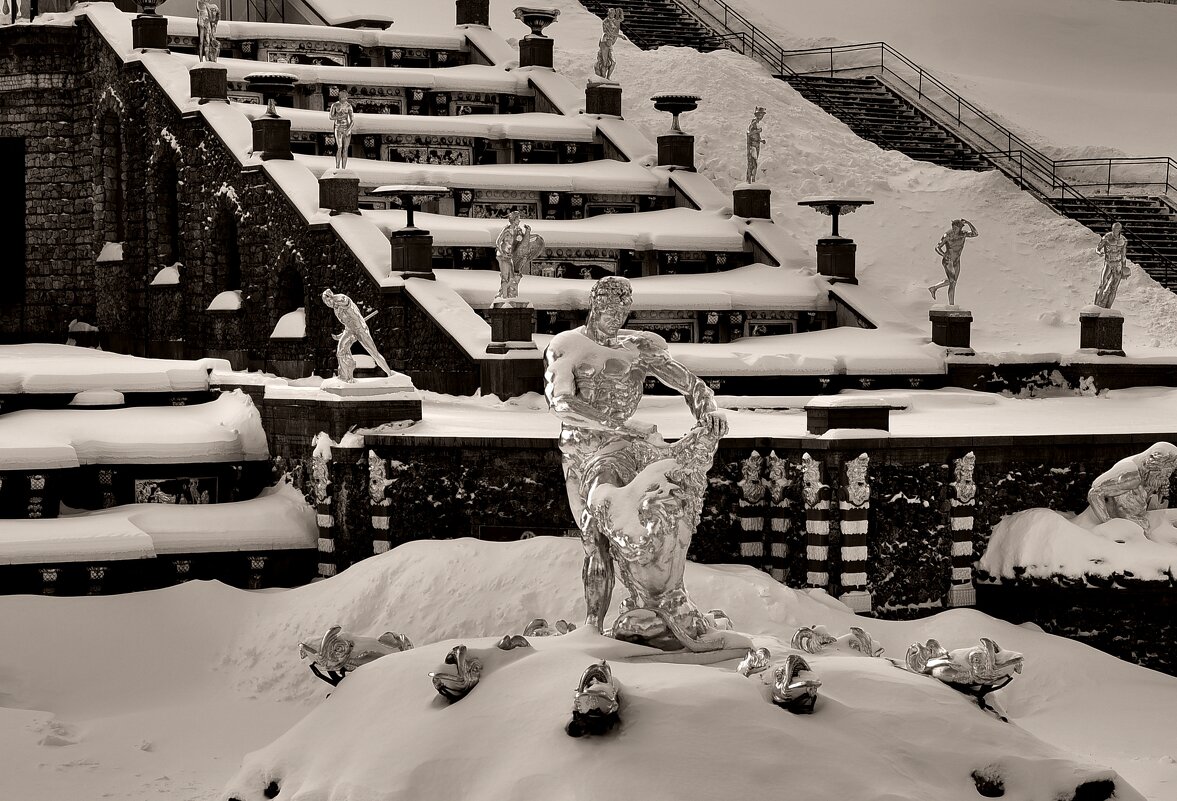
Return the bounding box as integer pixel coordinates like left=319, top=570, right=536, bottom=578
left=0, top=389, right=268, bottom=470
left=0, top=483, right=315, bottom=565
left=979, top=508, right=1177, bottom=583
left=4, top=536, right=1177, bottom=801
left=0, top=343, right=226, bottom=394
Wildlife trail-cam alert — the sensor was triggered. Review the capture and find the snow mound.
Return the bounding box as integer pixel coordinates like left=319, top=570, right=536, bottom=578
left=979, top=507, right=1177, bottom=582
left=220, top=538, right=1141, bottom=801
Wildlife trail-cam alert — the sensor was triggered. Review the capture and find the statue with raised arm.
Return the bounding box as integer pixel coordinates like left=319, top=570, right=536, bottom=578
left=328, top=89, right=356, bottom=170
left=544, top=276, right=740, bottom=653
left=1085, top=442, right=1177, bottom=536
left=927, top=218, right=978, bottom=306
left=1094, top=222, right=1129, bottom=309
left=196, top=0, right=221, bottom=63
left=495, top=211, right=545, bottom=304
left=321, top=289, right=394, bottom=382
left=746, top=106, right=766, bottom=185
left=594, top=8, right=624, bottom=81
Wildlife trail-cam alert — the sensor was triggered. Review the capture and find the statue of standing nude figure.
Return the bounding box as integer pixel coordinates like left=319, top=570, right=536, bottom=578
left=928, top=218, right=978, bottom=306
left=495, top=211, right=544, bottom=304
left=1094, top=222, right=1129, bottom=309
left=321, top=289, right=394, bottom=382
left=196, top=0, right=221, bottom=63
left=594, top=7, right=624, bottom=81
left=328, top=90, right=356, bottom=171
left=544, top=277, right=747, bottom=653
left=746, top=106, right=766, bottom=185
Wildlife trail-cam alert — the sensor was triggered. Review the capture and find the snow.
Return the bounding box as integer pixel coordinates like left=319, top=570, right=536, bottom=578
left=979, top=507, right=1177, bottom=583
left=0, top=483, right=315, bottom=564
left=386, top=386, right=1177, bottom=442
left=0, top=344, right=226, bottom=394
left=434, top=263, right=828, bottom=310
left=96, top=242, right=123, bottom=262
left=545, top=20, right=1177, bottom=356
left=68, top=389, right=125, bottom=407
left=729, top=0, right=1177, bottom=157
left=208, top=55, right=531, bottom=94
left=160, top=13, right=466, bottom=50
left=0, top=390, right=269, bottom=470
left=270, top=307, right=306, bottom=339
left=207, top=289, right=244, bottom=312
left=298, top=155, right=667, bottom=194
left=250, top=105, right=597, bottom=141
left=3, top=536, right=1175, bottom=801
left=149, top=263, right=181, bottom=286
left=366, top=206, right=748, bottom=251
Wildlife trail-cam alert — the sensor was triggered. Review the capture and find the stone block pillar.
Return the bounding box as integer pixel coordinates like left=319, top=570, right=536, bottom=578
left=816, top=237, right=857, bottom=283
left=838, top=453, right=871, bottom=614
left=330, top=443, right=370, bottom=573
left=368, top=450, right=393, bottom=555
left=456, top=0, right=490, bottom=26
left=487, top=303, right=537, bottom=354
left=319, top=171, right=360, bottom=215
left=132, top=14, right=168, bottom=51
left=735, top=451, right=768, bottom=570
left=801, top=453, right=831, bottom=590
left=391, top=229, right=435, bottom=280
left=312, top=449, right=336, bottom=578
left=657, top=134, right=695, bottom=170
left=948, top=452, right=977, bottom=608
left=929, top=307, right=974, bottom=353
left=252, top=116, right=293, bottom=161
left=733, top=185, right=771, bottom=219
left=190, top=64, right=227, bottom=103
left=586, top=81, right=622, bottom=116
left=519, top=36, right=554, bottom=68
left=1079, top=309, right=1125, bottom=356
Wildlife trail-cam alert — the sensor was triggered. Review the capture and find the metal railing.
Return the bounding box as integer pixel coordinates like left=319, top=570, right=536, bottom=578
left=666, top=1, right=1177, bottom=279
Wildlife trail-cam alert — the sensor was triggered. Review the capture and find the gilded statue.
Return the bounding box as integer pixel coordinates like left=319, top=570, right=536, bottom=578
left=196, top=0, right=221, bottom=63
left=328, top=89, right=355, bottom=170
left=544, top=276, right=735, bottom=652
left=495, top=211, right=545, bottom=303
left=1085, top=442, right=1177, bottom=535
left=321, top=289, right=394, bottom=382
left=594, top=8, right=624, bottom=81
left=746, top=106, right=766, bottom=185
left=1094, top=222, right=1129, bottom=309
left=927, top=218, right=978, bottom=306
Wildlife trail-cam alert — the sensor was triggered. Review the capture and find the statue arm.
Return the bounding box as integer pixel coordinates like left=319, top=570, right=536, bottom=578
left=964, top=221, right=979, bottom=236
left=544, top=349, right=631, bottom=432
left=641, top=336, right=719, bottom=424
left=1087, top=470, right=1143, bottom=522
left=935, top=235, right=949, bottom=256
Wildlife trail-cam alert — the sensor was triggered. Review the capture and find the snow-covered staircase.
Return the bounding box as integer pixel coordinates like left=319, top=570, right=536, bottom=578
left=577, top=0, right=726, bottom=51
left=1049, top=196, right=1177, bottom=290
left=781, top=75, right=991, bottom=171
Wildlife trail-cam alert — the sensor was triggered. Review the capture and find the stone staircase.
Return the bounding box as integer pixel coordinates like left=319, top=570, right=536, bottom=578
left=578, top=0, right=726, bottom=51
left=1050, top=196, right=1177, bottom=289
left=784, top=75, right=991, bottom=171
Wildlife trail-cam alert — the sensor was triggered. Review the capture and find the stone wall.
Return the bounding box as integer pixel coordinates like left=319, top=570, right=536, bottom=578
left=0, top=18, right=485, bottom=386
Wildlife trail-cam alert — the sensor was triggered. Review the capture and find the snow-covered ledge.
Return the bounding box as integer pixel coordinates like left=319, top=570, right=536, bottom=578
left=805, top=395, right=891, bottom=435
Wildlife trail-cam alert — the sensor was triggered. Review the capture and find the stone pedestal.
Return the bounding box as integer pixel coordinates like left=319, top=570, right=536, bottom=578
left=189, top=64, right=227, bottom=103
left=733, top=185, right=771, bottom=219
left=1079, top=309, right=1125, bottom=356
left=805, top=401, right=890, bottom=435
left=319, top=172, right=360, bottom=215
left=391, top=229, right=435, bottom=280
left=252, top=116, right=293, bottom=161
left=132, top=14, right=168, bottom=51
left=657, top=133, right=695, bottom=170
left=456, top=0, right=490, bottom=26
left=929, top=307, right=974, bottom=353
left=816, top=236, right=857, bottom=283
left=487, top=303, right=537, bottom=354
left=519, top=36, right=554, bottom=68
left=586, top=81, right=622, bottom=116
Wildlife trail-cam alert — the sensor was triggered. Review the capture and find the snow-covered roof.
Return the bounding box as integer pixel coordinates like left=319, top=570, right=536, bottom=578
left=216, top=57, right=529, bottom=94
left=366, top=207, right=749, bottom=252
left=0, top=344, right=223, bottom=395
left=0, top=391, right=268, bottom=470
left=435, top=264, right=829, bottom=310
left=0, top=483, right=315, bottom=565
left=298, top=155, right=666, bottom=194
left=163, top=15, right=466, bottom=50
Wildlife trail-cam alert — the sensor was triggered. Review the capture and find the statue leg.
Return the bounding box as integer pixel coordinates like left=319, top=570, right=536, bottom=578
left=357, top=332, right=394, bottom=376
left=579, top=463, right=624, bottom=632
left=336, top=332, right=357, bottom=381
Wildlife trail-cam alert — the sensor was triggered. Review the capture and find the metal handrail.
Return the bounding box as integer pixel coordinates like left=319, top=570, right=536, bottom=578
left=665, top=0, right=1176, bottom=276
